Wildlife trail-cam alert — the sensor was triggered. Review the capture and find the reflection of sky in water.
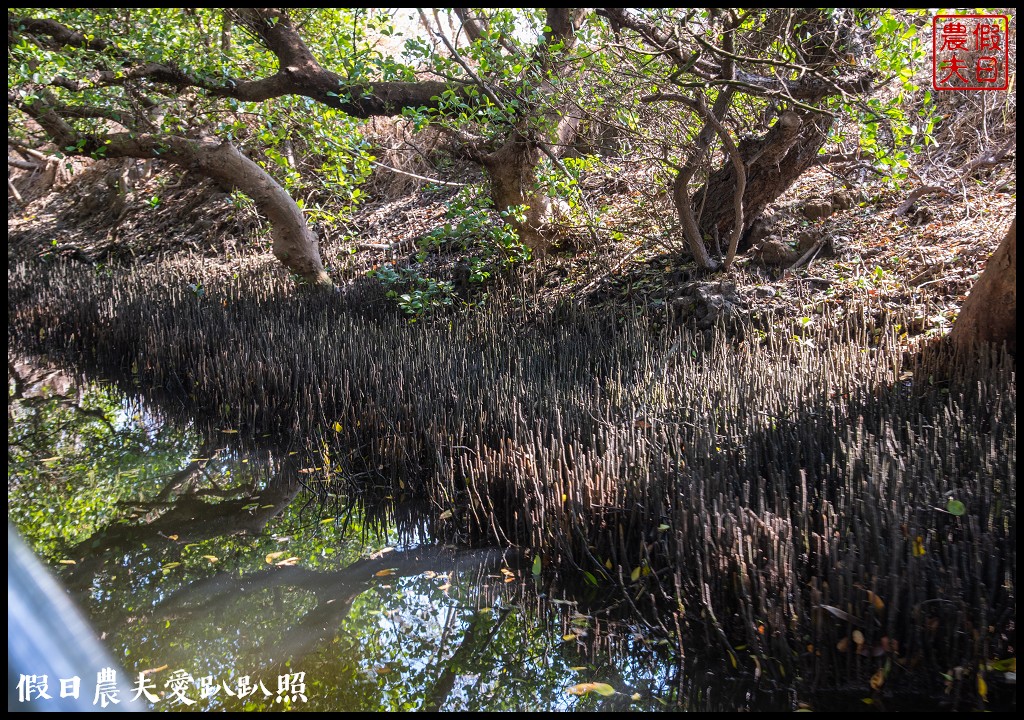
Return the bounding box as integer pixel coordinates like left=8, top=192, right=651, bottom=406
left=9, top=368, right=774, bottom=712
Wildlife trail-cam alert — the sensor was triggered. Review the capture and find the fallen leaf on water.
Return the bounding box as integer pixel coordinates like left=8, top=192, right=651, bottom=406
left=439, top=510, right=453, bottom=520
left=375, top=568, right=395, bottom=577
left=913, top=536, right=926, bottom=556
left=202, top=555, right=218, bottom=563
left=161, top=562, right=180, bottom=570
left=220, top=428, right=238, bottom=434
left=567, top=682, right=615, bottom=697
left=58, top=559, right=77, bottom=565
left=987, top=657, right=1015, bottom=672
left=867, top=590, right=885, bottom=611
left=977, top=675, right=988, bottom=702
left=870, top=668, right=885, bottom=690
left=852, top=629, right=865, bottom=645
left=275, top=557, right=300, bottom=566
left=266, top=551, right=286, bottom=564
left=630, top=566, right=641, bottom=582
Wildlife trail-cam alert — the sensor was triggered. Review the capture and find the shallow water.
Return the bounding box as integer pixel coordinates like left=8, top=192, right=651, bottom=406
left=9, top=366, right=797, bottom=712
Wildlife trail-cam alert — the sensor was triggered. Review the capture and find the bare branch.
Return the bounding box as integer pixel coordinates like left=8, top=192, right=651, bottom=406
left=962, top=136, right=1015, bottom=177
left=8, top=158, right=44, bottom=171
left=894, top=185, right=953, bottom=216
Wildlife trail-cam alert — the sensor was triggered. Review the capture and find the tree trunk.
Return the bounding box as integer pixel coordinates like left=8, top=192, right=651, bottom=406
left=481, top=137, right=549, bottom=254
left=480, top=110, right=582, bottom=257
left=103, top=135, right=333, bottom=286
left=692, top=110, right=833, bottom=251
left=949, top=219, right=1016, bottom=357
left=472, top=9, right=587, bottom=257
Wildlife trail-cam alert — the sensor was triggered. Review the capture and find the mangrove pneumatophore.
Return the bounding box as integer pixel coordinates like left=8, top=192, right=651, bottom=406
left=7, top=257, right=1016, bottom=699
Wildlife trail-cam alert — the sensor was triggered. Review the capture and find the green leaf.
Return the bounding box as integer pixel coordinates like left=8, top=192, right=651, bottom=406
left=532, top=554, right=542, bottom=576
left=988, top=657, right=1016, bottom=672
left=946, top=498, right=966, bottom=516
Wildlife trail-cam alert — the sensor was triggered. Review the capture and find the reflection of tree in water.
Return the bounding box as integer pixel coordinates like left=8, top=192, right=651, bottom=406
left=62, top=449, right=303, bottom=594
left=154, top=544, right=510, bottom=664
left=9, top=357, right=112, bottom=432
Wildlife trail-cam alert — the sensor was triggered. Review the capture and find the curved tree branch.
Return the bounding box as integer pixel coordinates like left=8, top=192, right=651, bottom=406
left=11, top=89, right=333, bottom=286
left=10, top=10, right=463, bottom=119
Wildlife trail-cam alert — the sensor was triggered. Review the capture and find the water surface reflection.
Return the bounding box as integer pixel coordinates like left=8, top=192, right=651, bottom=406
left=11, top=362, right=784, bottom=711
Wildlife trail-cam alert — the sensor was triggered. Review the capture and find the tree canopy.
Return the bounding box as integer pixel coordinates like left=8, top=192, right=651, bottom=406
left=6, top=9, right=879, bottom=265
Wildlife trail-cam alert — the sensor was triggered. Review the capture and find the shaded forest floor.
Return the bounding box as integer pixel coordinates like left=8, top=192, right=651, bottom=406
left=7, top=140, right=1016, bottom=349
